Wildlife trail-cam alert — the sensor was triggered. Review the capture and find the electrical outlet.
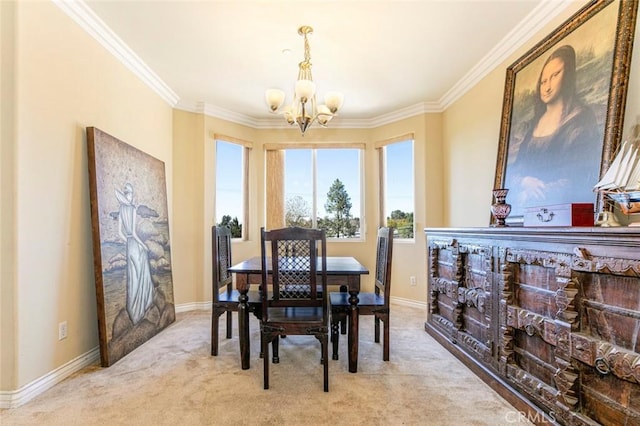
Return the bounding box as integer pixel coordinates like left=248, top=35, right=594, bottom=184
left=410, top=276, right=417, bottom=286
left=58, top=321, right=68, bottom=340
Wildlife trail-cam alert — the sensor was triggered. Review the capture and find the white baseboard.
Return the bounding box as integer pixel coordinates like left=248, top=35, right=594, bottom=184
left=390, top=296, right=427, bottom=310
left=0, top=347, right=100, bottom=409
left=175, top=301, right=211, bottom=313
left=0, top=301, right=203, bottom=409
left=1, top=298, right=423, bottom=409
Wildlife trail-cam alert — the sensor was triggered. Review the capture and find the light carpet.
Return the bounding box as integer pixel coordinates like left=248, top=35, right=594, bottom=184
left=1, top=304, right=532, bottom=425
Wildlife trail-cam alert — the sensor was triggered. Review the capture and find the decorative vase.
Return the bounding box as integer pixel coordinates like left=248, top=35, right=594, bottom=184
left=491, top=188, right=511, bottom=227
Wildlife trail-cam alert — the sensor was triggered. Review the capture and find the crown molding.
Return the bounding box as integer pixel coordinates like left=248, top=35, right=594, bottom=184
left=175, top=100, right=443, bottom=129
left=439, top=0, right=575, bottom=108
left=60, top=0, right=571, bottom=128
left=53, top=0, right=179, bottom=106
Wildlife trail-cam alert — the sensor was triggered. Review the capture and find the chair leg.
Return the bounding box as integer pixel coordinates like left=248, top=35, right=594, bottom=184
left=374, top=315, right=380, bottom=343
left=322, top=334, right=329, bottom=392
left=272, top=336, right=280, bottom=364
left=225, top=310, right=232, bottom=339
left=262, top=333, right=270, bottom=390
left=383, top=314, right=389, bottom=361
left=211, top=309, right=220, bottom=356
left=331, top=314, right=340, bottom=360
left=259, top=333, right=264, bottom=359
left=339, top=286, right=348, bottom=335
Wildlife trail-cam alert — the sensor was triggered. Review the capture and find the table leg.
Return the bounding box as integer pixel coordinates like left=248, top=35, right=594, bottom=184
left=236, top=274, right=250, bottom=370
left=348, top=290, right=359, bottom=373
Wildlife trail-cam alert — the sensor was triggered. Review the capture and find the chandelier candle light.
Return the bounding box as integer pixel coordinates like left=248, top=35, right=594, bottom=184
left=265, top=26, right=344, bottom=136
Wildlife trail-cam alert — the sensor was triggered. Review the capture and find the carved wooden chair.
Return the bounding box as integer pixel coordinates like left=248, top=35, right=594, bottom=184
left=210, top=225, right=260, bottom=356
left=260, top=226, right=329, bottom=392
left=330, top=227, right=394, bottom=361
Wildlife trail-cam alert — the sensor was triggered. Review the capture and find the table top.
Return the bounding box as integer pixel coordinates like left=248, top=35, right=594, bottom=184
left=229, top=256, right=369, bottom=275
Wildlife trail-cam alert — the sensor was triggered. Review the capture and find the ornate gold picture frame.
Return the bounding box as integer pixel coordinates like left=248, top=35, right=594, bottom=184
left=493, top=0, right=637, bottom=225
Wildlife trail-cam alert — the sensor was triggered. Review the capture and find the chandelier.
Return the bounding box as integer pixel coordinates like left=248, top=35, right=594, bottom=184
left=265, top=26, right=344, bottom=136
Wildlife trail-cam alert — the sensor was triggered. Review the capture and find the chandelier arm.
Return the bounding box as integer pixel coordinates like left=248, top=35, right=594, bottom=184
left=265, top=25, right=342, bottom=136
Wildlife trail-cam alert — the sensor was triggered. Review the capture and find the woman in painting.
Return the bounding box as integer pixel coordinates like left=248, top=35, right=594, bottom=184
left=115, top=182, right=155, bottom=325
left=506, top=44, right=602, bottom=210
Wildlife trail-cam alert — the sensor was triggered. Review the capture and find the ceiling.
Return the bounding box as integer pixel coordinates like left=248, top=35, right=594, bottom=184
left=71, top=0, right=574, bottom=127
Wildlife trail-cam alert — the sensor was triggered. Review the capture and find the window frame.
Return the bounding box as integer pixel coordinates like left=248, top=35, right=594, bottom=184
left=214, top=136, right=251, bottom=241
left=265, top=143, right=366, bottom=242
left=376, top=135, right=415, bottom=241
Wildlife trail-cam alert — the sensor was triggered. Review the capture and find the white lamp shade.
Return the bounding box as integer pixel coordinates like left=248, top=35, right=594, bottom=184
left=265, top=89, right=285, bottom=112
left=295, top=80, right=316, bottom=102
left=283, top=107, right=295, bottom=125
left=316, top=105, right=332, bottom=125
left=325, top=91, right=344, bottom=113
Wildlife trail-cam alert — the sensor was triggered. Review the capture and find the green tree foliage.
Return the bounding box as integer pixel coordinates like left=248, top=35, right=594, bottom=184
left=218, top=215, right=242, bottom=238
left=387, top=210, right=414, bottom=238
left=285, top=195, right=312, bottom=228
left=323, top=179, right=356, bottom=238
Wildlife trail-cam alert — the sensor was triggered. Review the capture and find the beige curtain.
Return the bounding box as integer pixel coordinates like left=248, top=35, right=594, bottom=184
left=378, top=147, right=386, bottom=227
left=242, top=146, right=250, bottom=240
left=265, top=149, right=285, bottom=230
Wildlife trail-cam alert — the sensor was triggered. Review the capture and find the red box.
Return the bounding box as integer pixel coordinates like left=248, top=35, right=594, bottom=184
left=523, top=203, right=594, bottom=227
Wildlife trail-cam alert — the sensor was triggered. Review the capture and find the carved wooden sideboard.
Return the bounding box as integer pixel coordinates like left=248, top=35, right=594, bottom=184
left=425, top=227, right=640, bottom=426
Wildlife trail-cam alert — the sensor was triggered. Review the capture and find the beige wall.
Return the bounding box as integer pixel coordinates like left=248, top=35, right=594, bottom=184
left=1, top=1, right=172, bottom=391
left=1, top=0, right=18, bottom=392
left=172, top=110, right=205, bottom=306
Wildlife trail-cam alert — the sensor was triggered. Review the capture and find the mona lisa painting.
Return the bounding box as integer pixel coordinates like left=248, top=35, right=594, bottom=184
left=493, top=0, right=637, bottom=225
left=87, top=127, right=175, bottom=366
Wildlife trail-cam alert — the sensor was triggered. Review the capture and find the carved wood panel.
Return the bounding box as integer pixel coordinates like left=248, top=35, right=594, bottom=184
left=428, top=239, right=493, bottom=364
left=425, top=228, right=640, bottom=426
left=503, top=248, right=581, bottom=424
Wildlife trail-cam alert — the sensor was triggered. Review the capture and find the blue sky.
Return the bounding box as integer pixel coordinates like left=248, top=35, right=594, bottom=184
left=285, top=148, right=361, bottom=218
left=215, top=140, right=414, bottom=223
left=215, top=141, right=243, bottom=222
left=384, top=140, right=414, bottom=217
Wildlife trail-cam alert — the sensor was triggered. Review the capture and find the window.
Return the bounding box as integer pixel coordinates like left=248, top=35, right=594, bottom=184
left=267, top=146, right=364, bottom=239
left=379, top=138, right=414, bottom=238
left=215, top=139, right=247, bottom=239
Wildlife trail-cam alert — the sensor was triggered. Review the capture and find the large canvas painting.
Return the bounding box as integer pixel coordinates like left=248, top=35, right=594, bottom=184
left=493, top=0, right=637, bottom=225
left=87, top=127, right=175, bottom=366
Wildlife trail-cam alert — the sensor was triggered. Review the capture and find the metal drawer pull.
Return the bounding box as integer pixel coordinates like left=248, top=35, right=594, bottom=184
left=594, top=357, right=610, bottom=375
left=536, top=208, right=555, bottom=222
left=524, top=324, right=537, bottom=337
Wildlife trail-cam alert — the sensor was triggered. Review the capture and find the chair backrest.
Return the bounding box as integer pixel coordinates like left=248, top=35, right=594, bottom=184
left=374, top=227, right=394, bottom=303
left=212, top=225, right=233, bottom=302
left=260, top=227, right=328, bottom=320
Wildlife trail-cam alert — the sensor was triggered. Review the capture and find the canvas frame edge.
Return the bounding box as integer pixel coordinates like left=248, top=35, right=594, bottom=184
left=86, top=126, right=111, bottom=367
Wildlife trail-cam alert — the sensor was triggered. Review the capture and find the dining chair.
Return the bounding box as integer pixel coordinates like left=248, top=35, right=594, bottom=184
left=210, top=225, right=261, bottom=356
left=260, top=226, right=329, bottom=392
left=330, top=226, right=394, bottom=361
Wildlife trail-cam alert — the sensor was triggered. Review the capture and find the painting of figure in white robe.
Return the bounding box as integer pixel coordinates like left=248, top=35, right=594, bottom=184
left=87, top=127, right=175, bottom=367
left=115, top=183, right=155, bottom=325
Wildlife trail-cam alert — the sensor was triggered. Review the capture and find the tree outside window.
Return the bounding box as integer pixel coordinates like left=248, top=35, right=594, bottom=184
left=283, top=148, right=362, bottom=239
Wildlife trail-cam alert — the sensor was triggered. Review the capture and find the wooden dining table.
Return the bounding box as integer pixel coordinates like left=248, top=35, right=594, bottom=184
left=229, top=256, right=369, bottom=373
